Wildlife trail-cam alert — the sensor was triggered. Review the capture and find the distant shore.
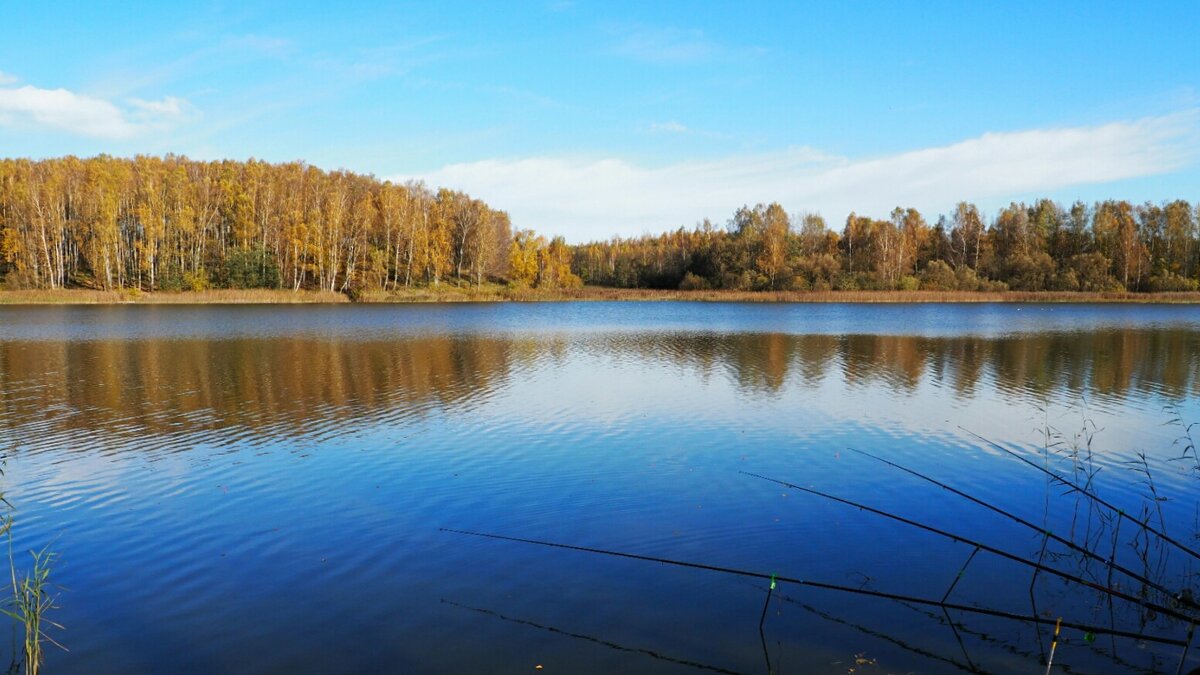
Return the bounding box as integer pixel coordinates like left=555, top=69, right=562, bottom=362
left=4, top=286, right=1200, bottom=305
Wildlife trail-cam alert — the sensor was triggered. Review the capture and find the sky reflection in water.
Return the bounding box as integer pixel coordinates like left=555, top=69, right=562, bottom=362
left=1, top=303, right=1198, bottom=674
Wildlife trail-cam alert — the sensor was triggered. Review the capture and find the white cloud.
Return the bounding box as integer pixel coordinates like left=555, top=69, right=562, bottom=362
left=403, top=112, right=1199, bottom=242
left=0, top=83, right=190, bottom=139
left=609, top=24, right=764, bottom=65
left=648, top=120, right=727, bottom=139
left=224, top=34, right=293, bottom=57
left=650, top=120, right=690, bottom=134
left=0, top=70, right=17, bottom=85
left=613, top=26, right=711, bottom=63
left=129, top=95, right=188, bottom=118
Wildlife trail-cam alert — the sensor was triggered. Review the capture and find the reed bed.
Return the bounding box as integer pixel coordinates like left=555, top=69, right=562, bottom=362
left=5, top=286, right=1200, bottom=304
left=539, top=288, right=1200, bottom=303
left=0, top=288, right=348, bottom=304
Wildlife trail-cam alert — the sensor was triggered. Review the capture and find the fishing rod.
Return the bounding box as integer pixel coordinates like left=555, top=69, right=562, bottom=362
left=847, top=446, right=1200, bottom=616
left=739, top=471, right=1196, bottom=625
left=961, top=427, right=1200, bottom=564
left=440, top=527, right=1190, bottom=648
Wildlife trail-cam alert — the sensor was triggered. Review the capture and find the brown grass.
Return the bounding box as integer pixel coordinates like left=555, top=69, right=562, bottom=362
left=3, top=286, right=1200, bottom=305
left=0, top=288, right=348, bottom=304
left=543, top=288, right=1200, bottom=304
left=355, top=285, right=513, bottom=303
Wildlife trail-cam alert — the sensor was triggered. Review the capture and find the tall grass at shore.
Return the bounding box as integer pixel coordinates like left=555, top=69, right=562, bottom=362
left=4, top=545, right=62, bottom=675
left=4, top=286, right=1200, bottom=305
left=0, top=289, right=349, bottom=305
left=0, top=462, right=61, bottom=675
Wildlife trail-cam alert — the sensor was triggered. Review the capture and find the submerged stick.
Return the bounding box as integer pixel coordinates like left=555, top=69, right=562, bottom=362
left=941, top=546, right=979, bottom=604
left=941, top=546, right=982, bottom=671
left=848, top=447, right=1200, bottom=616
left=1176, top=622, right=1195, bottom=675
left=961, top=427, right=1200, bottom=564
left=740, top=471, right=1196, bottom=625
left=1030, top=530, right=1051, bottom=665
left=758, top=574, right=776, bottom=675
left=440, top=528, right=1189, bottom=647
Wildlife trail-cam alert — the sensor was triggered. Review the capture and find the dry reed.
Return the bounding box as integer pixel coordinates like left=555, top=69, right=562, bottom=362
left=4, top=286, right=1200, bottom=305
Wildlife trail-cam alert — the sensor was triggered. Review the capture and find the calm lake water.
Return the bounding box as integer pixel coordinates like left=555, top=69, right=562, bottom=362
left=1, top=303, right=1199, bottom=674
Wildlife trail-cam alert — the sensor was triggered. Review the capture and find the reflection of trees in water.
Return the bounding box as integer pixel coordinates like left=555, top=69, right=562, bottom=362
left=0, top=336, right=519, bottom=441
left=0, top=329, right=1197, bottom=440
left=610, top=330, right=1200, bottom=400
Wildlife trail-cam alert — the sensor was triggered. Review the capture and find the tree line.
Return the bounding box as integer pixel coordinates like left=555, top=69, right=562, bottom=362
left=573, top=199, right=1200, bottom=293
left=3, top=156, right=1197, bottom=295
left=0, top=155, right=580, bottom=293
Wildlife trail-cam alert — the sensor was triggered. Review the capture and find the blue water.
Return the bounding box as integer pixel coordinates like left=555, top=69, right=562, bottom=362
left=0, top=303, right=1198, bottom=674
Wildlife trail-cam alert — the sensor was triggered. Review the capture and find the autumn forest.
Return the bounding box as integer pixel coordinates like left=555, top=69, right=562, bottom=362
left=2, top=155, right=1199, bottom=296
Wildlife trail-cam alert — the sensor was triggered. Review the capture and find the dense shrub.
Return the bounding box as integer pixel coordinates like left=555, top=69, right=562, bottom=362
left=833, top=273, right=859, bottom=291
left=1148, top=273, right=1199, bottom=292
left=1000, top=251, right=1056, bottom=291
left=1048, top=269, right=1080, bottom=291
left=1065, top=253, right=1121, bottom=292
left=184, top=268, right=211, bottom=292
left=796, top=254, right=841, bottom=287
left=678, top=272, right=710, bottom=291
left=0, top=266, right=37, bottom=290
left=919, top=261, right=957, bottom=291
left=219, top=247, right=282, bottom=289
left=785, top=275, right=810, bottom=291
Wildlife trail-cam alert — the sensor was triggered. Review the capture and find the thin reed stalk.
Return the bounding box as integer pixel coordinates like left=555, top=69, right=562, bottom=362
left=739, top=471, right=1196, bottom=624
left=4, top=543, right=63, bottom=675
left=847, top=447, right=1200, bottom=614
left=961, top=427, right=1200, bottom=564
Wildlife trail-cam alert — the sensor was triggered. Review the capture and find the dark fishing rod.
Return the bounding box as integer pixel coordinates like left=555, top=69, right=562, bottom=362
left=440, top=527, right=1189, bottom=647
left=961, top=427, right=1200, bottom=564
left=848, top=446, right=1200, bottom=616
left=739, top=471, right=1196, bottom=625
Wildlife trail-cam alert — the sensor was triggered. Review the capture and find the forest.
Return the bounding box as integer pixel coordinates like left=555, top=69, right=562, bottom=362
left=1, top=155, right=1198, bottom=295
left=0, top=155, right=577, bottom=294
left=575, top=200, right=1200, bottom=293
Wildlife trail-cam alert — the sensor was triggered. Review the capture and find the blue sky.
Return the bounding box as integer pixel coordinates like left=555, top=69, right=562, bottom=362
left=1, top=1, right=1197, bottom=241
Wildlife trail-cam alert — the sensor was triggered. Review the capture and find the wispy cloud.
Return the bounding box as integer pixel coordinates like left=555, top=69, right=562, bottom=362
left=224, top=34, right=294, bottom=57
left=128, top=96, right=188, bottom=118
left=0, top=70, right=17, bottom=86
left=648, top=120, right=727, bottom=139
left=403, top=112, right=1199, bottom=242
left=0, top=81, right=192, bottom=139
left=609, top=25, right=760, bottom=65
left=649, top=120, right=690, bottom=134
left=613, top=26, right=712, bottom=63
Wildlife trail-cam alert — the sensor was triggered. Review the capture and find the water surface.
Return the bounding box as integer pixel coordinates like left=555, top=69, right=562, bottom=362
left=1, top=303, right=1198, bottom=674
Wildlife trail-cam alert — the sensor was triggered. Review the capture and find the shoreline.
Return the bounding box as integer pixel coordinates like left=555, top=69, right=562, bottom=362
left=4, top=287, right=1200, bottom=305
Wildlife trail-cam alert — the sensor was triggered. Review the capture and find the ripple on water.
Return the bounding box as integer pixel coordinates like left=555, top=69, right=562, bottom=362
left=0, top=304, right=1198, bottom=674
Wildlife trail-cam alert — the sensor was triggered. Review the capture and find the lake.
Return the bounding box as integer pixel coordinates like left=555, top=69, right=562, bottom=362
left=1, top=302, right=1198, bottom=674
